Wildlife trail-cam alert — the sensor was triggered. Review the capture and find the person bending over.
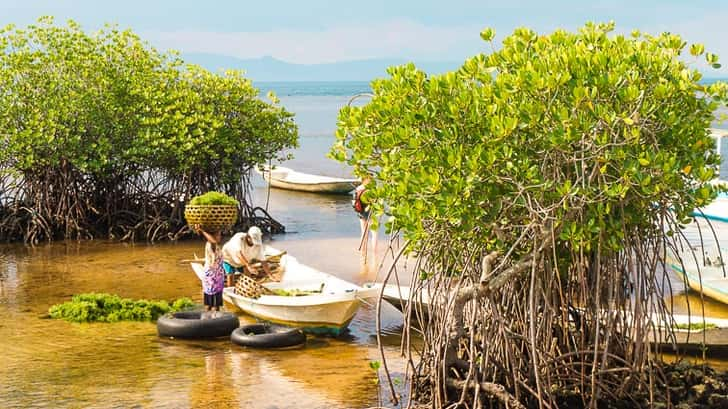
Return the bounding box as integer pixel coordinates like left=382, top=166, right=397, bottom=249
left=222, top=226, right=272, bottom=285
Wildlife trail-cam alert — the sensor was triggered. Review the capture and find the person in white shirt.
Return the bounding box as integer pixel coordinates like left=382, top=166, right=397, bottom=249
left=221, top=226, right=272, bottom=286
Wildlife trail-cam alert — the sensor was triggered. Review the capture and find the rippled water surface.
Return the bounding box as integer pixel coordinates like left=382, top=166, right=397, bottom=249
left=0, top=85, right=412, bottom=409
left=0, top=235, right=413, bottom=409
left=3, top=84, right=728, bottom=408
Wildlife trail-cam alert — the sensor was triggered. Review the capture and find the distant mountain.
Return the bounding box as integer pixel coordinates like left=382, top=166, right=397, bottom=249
left=181, top=53, right=462, bottom=82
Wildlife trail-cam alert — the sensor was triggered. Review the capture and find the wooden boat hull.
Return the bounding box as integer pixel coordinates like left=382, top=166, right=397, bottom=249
left=257, top=165, right=360, bottom=194
left=267, top=178, right=358, bottom=194
left=668, top=251, right=728, bottom=305
left=223, top=287, right=362, bottom=335
left=193, top=249, right=379, bottom=336
left=380, top=283, right=431, bottom=320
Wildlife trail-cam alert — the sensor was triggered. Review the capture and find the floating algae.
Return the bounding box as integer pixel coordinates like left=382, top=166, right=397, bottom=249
left=49, top=293, right=195, bottom=323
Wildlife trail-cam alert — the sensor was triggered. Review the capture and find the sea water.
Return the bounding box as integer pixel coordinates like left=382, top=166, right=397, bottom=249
left=2, top=80, right=728, bottom=408
left=0, top=81, right=408, bottom=409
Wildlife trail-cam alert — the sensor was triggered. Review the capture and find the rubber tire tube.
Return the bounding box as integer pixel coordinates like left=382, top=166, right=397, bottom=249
left=157, top=311, right=240, bottom=339
left=230, top=323, right=307, bottom=348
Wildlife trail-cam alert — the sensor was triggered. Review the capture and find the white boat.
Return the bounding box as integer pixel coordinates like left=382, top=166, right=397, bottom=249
left=380, top=283, right=432, bottom=320
left=257, top=165, right=360, bottom=194
left=667, top=245, right=728, bottom=305
left=691, top=130, right=728, bottom=222
left=192, top=249, right=379, bottom=335
left=597, top=308, right=728, bottom=356
left=691, top=192, right=728, bottom=223
left=649, top=313, right=728, bottom=356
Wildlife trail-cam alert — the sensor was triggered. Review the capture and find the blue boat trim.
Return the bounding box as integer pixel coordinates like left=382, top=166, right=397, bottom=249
left=690, top=211, right=728, bottom=224
left=670, top=262, right=728, bottom=297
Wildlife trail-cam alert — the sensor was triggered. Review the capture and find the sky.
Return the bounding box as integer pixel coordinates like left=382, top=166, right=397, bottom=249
left=1, top=0, right=727, bottom=75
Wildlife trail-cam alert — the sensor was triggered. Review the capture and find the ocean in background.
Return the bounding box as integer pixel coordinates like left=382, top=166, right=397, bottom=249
left=248, top=81, right=372, bottom=240
left=256, top=79, right=728, bottom=137
left=256, top=81, right=371, bottom=97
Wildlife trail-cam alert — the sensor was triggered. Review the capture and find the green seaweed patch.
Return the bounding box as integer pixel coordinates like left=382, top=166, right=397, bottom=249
left=270, top=288, right=322, bottom=297
left=188, top=191, right=239, bottom=207
left=48, top=293, right=195, bottom=323
left=674, top=322, right=717, bottom=331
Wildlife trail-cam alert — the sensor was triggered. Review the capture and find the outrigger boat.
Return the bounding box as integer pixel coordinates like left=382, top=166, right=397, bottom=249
left=192, top=249, right=379, bottom=335
left=381, top=284, right=430, bottom=312
left=257, top=165, right=360, bottom=194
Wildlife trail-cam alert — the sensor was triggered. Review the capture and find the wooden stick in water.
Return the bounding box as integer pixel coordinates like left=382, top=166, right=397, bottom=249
left=179, top=258, right=205, bottom=263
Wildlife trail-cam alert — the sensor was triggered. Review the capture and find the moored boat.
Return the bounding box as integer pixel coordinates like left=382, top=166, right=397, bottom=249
left=667, top=245, right=728, bottom=305
left=192, top=250, right=379, bottom=335
left=257, top=165, right=360, bottom=194
left=691, top=192, right=728, bottom=223
left=650, top=313, right=728, bottom=356
left=689, top=129, right=728, bottom=222
left=380, top=283, right=432, bottom=321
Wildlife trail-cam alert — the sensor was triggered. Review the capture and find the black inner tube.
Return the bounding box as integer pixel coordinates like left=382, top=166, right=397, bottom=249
left=171, top=311, right=204, bottom=320
left=157, top=311, right=240, bottom=339
left=231, top=324, right=306, bottom=348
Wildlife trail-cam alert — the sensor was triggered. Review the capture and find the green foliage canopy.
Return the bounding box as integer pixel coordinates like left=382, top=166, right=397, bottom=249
left=331, top=21, right=728, bottom=406
left=332, top=22, right=727, bottom=258
left=0, top=17, right=298, bottom=241
left=48, top=293, right=195, bottom=323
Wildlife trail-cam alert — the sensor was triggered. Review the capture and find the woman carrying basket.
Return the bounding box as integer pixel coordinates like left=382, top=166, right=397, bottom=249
left=193, top=225, right=225, bottom=317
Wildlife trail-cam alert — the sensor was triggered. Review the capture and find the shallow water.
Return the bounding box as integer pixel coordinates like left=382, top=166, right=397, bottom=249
left=3, top=86, right=728, bottom=408
left=0, top=235, right=411, bottom=409
left=0, top=134, right=407, bottom=408
left=0, top=87, right=407, bottom=409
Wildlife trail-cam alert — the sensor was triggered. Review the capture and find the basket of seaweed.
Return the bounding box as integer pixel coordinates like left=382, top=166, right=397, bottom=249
left=184, top=191, right=239, bottom=231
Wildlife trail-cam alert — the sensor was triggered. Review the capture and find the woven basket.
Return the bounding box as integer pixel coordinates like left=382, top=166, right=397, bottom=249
left=235, top=275, right=264, bottom=299
left=184, top=204, right=238, bottom=231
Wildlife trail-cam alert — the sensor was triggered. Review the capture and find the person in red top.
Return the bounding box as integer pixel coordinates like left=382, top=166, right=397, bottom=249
left=353, top=176, right=377, bottom=260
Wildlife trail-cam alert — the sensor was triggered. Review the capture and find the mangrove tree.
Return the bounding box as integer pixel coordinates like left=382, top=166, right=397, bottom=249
left=332, top=22, right=728, bottom=408
left=0, top=17, right=297, bottom=243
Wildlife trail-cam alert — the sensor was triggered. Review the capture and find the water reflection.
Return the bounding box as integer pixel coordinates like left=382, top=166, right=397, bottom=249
left=6, top=232, right=728, bottom=408
left=0, top=237, right=408, bottom=408
left=669, top=289, right=728, bottom=319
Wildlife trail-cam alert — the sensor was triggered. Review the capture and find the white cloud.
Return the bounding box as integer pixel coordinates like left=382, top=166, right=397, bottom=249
left=142, top=19, right=483, bottom=64
left=141, top=14, right=728, bottom=77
